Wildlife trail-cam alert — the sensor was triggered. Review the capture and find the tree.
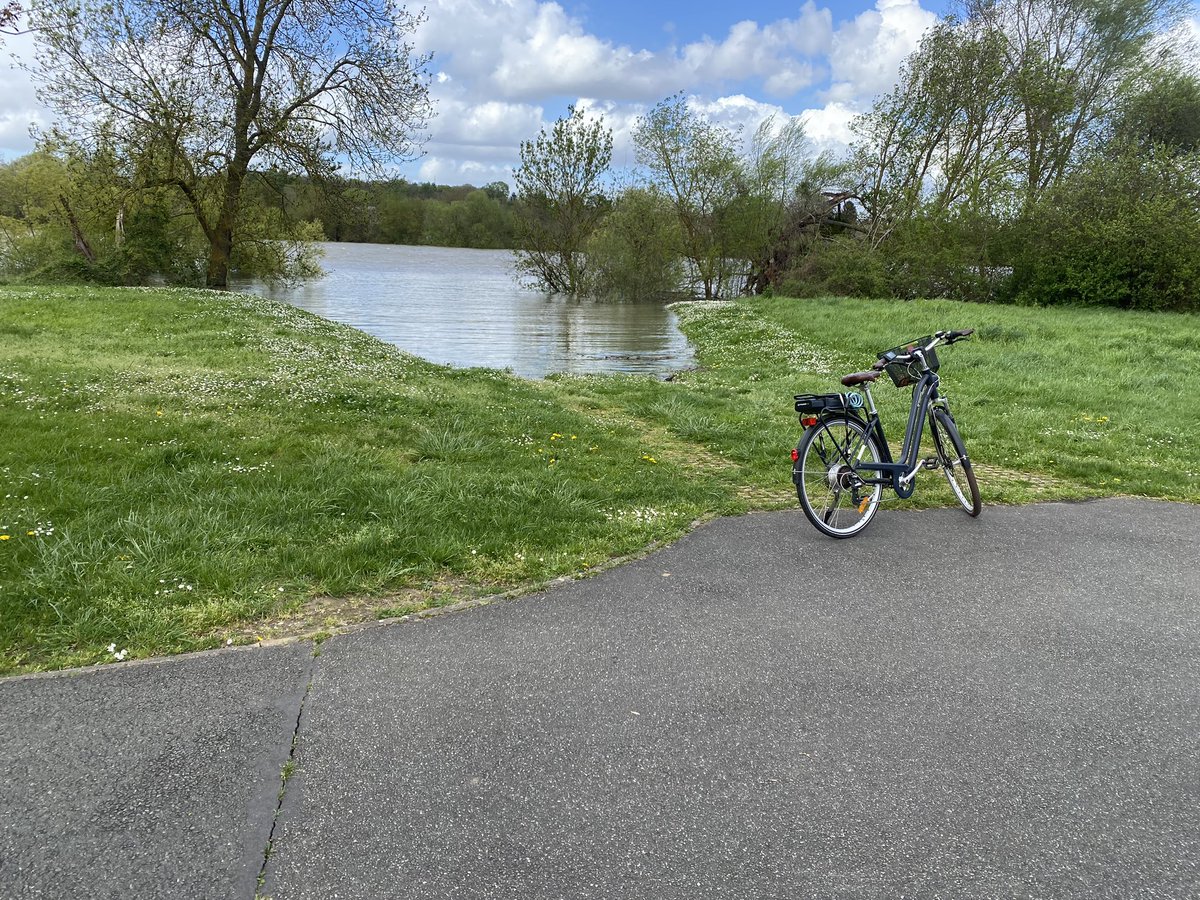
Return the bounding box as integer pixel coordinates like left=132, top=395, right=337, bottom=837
left=962, top=0, right=1190, bottom=208
left=513, top=106, right=612, bottom=294
left=731, top=116, right=855, bottom=294
left=1007, top=143, right=1200, bottom=310
left=837, top=0, right=1193, bottom=302
left=584, top=187, right=683, bottom=300
left=28, top=0, right=432, bottom=287
left=0, top=145, right=221, bottom=283
left=633, top=94, right=743, bottom=300
left=851, top=17, right=1020, bottom=248
left=1113, top=67, right=1200, bottom=153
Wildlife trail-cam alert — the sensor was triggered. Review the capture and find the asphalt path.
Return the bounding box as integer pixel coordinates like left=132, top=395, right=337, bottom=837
left=2, top=500, right=1197, bottom=899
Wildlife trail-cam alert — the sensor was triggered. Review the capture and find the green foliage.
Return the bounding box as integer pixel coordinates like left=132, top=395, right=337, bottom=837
left=421, top=189, right=514, bottom=249
left=584, top=187, right=683, bottom=300
left=1113, top=68, right=1200, bottom=154
left=879, top=207, right=1011, bottom=302
left=832, top=0, right=1198, bottom=307
left=780, top=239, right=890, bottom=299
left=633, top=94, right=744, bottom=299
left=28, top=0, right=432, bottom=286
left=514, top=106, right=613, bottom=294
left=1006, top=145, right=1200, bottom=311
left=0, top=154, right=520, bottom=283
left=0, top=150, right=327, bottom=285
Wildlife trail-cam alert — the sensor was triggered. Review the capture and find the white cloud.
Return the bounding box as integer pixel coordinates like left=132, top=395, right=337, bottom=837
left=0, top=28, right=50, bottom=159
left=0, top=1, right=943, bottom=183
left=827, top=0, right=939, bottom=102
left=799, top=101, right=861, bottom=156
left=407, top=0, right=937, bottom=183
left=417, top=155, right=515, bottom=185
left=415, top=0, right=836, bottom=104
left=428, top=96, right=544, bottom=151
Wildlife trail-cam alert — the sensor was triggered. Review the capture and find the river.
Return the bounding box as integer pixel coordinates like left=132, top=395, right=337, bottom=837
left=232, top=243, right=695, bottom=379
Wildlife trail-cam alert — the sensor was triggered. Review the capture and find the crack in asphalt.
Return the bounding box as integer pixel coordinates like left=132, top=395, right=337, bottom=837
left=254, top=651, right=317, bottom=899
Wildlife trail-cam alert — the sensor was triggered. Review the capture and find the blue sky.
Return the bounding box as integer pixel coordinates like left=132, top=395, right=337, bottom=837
left=561, top=0, right=950, bottom=55
left=0, top=0, right=960, bottom=184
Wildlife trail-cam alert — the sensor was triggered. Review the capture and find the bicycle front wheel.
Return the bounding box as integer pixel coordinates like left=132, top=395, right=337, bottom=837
left=930, top=408, right=981, bottom=516
left=794, top=416, right=884, bottom=539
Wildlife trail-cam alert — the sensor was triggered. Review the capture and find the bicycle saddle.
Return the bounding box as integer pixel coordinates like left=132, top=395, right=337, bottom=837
left=840, top=370, right=882, bottom=387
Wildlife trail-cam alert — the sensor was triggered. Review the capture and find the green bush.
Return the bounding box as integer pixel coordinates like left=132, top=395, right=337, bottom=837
left=584, top=187, right=684, bottom=300
left=881, top=210, right=1008, bottom=303
left=1006, top=146, right=1200, bottom=311
left=779, top=237, right=890, bottom=298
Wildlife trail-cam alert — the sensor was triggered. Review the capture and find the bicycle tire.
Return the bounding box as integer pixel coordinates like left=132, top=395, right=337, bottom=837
left=794, top=416, right=884, bottom=538
left=930, top=408, right=981, bottom=516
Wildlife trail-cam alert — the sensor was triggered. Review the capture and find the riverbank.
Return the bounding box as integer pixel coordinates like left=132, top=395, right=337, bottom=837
left=2, top=285, right=1197, bottom=673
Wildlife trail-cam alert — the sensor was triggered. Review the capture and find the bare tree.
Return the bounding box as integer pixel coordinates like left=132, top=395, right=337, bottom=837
left=29, top=0, right=433, bottom=286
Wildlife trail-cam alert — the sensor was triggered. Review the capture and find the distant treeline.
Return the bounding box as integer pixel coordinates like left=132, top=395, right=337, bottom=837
left=245, top=174, right=518, bottom=249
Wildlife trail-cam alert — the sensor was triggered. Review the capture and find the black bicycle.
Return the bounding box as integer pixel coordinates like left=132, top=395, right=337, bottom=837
left=791, top=330, right=981, bottom=538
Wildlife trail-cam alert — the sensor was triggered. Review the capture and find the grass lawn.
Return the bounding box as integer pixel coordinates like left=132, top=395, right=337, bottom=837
left=2, top=285, right=1197, bottom=673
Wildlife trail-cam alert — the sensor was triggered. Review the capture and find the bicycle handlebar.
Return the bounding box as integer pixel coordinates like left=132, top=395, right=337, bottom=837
left=940, top=328, right=975, bottom=344
left=875, top=329, right=974, bottom=368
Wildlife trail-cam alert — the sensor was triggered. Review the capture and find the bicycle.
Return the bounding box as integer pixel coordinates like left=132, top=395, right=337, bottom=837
left=790, top=330, right=981, bottom=538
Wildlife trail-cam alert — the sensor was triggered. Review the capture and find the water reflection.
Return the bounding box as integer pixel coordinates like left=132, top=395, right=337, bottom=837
left=231, top=243, right=695, bottom=379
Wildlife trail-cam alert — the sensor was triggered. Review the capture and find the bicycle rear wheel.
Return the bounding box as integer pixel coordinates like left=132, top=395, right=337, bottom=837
left=930, top=408, right=981, bottom=516
left=794, top=416, right=884, bottom=538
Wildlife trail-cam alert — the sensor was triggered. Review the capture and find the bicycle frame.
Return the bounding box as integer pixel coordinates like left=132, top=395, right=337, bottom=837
left=841, top=358, right=944, bottom=499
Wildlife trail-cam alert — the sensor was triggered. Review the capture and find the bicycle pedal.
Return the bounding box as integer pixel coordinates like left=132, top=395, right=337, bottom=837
left=922, top=457, right=939, bottom=470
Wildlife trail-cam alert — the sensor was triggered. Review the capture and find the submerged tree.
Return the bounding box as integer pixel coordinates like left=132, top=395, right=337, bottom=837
left=29, top=0, right=433, bottom=287
left=584, top=186, right=683, bottom=300
left=513, top=106, right=612, bottom=294
left=633, top=94, right=743, bottom=300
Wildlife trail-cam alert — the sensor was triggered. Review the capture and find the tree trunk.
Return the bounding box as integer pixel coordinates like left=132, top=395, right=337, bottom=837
left=206, top=228, right=233, bottom=288
left=205, top=164, right=247, bottom=289
left=59, top=195, right=97, bottom=265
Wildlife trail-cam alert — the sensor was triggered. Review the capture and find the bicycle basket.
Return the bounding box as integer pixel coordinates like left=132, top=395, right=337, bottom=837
left=878, top=336, right=938, bottom=388
left=794, top=393, right=847, bottom=417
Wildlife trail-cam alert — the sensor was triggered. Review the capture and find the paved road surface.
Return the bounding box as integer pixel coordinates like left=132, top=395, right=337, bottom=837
left=2, top=500, right=1197, bottom=898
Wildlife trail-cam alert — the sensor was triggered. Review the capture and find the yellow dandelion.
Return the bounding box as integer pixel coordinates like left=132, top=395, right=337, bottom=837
left=0, top=535, right=9, bottom=541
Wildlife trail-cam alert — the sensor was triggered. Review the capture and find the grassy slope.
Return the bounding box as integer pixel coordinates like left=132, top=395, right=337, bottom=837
left=2, top=286, right=1197, bottom=672
left=559, top=296, right=1200, bottom=506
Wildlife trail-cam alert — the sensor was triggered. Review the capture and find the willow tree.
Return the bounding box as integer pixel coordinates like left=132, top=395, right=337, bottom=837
left=29, top=0, right=432, bottom=287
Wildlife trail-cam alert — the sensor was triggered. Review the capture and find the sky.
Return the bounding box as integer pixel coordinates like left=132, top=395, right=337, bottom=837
left=3, top=0, right=1192, bottom=188
left=404, top=0, right=953, bottom=183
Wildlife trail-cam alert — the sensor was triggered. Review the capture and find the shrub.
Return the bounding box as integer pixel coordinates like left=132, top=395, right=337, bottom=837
left=1006, top=146, right=1200, bottom=311
left=779, top=237, right=890, bottom=298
